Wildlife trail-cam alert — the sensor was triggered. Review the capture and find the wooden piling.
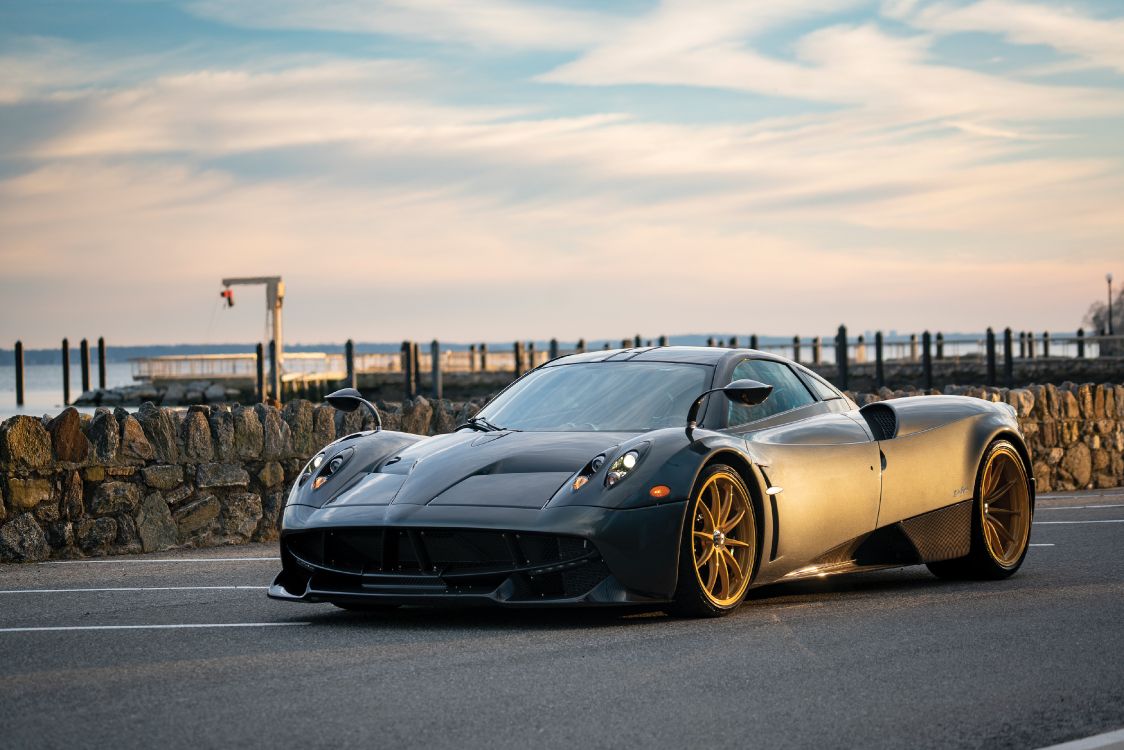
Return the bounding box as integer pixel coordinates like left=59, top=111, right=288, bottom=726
left=97, top=337, right=106, bottom=389
left=431, top=339, right=442, bottom=400
left=1077, top=328, right=1085, bottom=358
left=480, top=343, right=488, bottom=371
left=813, top=336, right=822, bottom=365
left=1042, top=331, right=1050, bottom=358
left=345, top=339, right=357, bottom=389
left=80, top=338, right=90, bottom=393
left=411, top=342, right=421, bottom=397
left=576, top=339, right=586, bottom=353
left=935, top=332, right=944, bottom=360
left=269, top=339, right=280, bottom=403
left=14, top=340, right=24, bottom=406
left=750, top=334, right=758, bottom=350
left=835, top=325, right=848, bottom=390
left=922, top=331, right=932, bottom=390
left=61, top=338, right=70, bottom=405
left=792, top=335, right=801, bottom=364
left=657, top=335, right=667, bottom=347
left=1004, top=328, right=1014, bottom=387
left=549, top=338, right=559, bottom=360
left=986, top=328, right=996, bottom=386
left=402, top=341, right=414, bottom=399
left=528, top=341, right=536, bottom=370
left=513, top=341, right=524, bottom=377
left=874, top=331, right=884, bottom=388
left=469, top=344, right=477, bottom=371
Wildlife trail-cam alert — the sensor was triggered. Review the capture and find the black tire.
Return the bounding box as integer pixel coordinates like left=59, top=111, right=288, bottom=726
left=928, top=439, right=1033, bottom=581
left=670, top=465, right=758, bottom=618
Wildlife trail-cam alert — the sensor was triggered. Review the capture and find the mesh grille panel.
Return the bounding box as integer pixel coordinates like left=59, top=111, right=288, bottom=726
left=900, top=500, right=972, bottom=562
left=861, top=403, right=898, bottom=440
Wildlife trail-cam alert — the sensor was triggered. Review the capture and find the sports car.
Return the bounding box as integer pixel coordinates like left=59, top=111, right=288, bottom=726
left=269, top=346, right=1034, bottom=616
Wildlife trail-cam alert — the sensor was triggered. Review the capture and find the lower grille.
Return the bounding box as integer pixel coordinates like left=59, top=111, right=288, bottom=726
left=286, top=527, right=603, bottom=589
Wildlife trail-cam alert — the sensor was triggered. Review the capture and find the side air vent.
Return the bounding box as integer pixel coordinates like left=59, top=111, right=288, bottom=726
left=860, top=403, right=898, bottom=441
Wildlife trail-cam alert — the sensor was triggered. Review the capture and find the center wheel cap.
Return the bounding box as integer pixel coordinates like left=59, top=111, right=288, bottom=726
left=713, top=530, right=726, bottom=547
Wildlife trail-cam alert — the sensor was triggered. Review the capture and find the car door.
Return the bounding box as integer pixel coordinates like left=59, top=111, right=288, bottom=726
left=725, top=359, right=882, bottom=572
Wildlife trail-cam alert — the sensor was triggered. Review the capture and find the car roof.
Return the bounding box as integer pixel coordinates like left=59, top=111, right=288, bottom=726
left=544, top=345, right=789, bottom=368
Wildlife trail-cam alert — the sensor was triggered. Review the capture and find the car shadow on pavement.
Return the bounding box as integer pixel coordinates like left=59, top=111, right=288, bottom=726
left=291, top=565, right=985, bottom=632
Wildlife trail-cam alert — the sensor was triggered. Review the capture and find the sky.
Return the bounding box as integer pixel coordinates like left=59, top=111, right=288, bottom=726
left=0, top=0, right=1122, bottom=348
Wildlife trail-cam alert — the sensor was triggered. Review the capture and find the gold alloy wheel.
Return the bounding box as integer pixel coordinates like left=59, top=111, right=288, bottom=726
left=979, top=445, right=1031, bottom=567
left=691, top=471, right=756, bottom=607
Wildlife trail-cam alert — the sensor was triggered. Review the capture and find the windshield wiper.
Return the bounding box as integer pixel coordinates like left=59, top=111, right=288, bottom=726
left=459, top=416, right=510, bottom=432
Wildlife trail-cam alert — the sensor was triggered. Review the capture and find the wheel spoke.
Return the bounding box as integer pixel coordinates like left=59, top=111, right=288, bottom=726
left=724, top=538, right=750, bottom=548
left=986, top=516, right=1014, bottom=545
left=708, top=483, right=722, bottom=521
left=696, top=544, right=715, bottom=570
left=693, top=530, right=714, bottom=541
left=706, top=552, right=719, bottom=590
left=985, top=462, right=1005, bottom=497
left=721, top=509, right=745, bottom=533
left=722, top=548, right=743, bottom=581
left=716, top=551, right=730, bottom=598
left=697, top=501, right=715, bottom=532
left=986, top=507, right=1019, bottom=515
left=987, top=477, right=1019, bottom=504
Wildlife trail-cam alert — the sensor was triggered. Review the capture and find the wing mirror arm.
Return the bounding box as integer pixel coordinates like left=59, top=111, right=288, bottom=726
left=325, top=388, right=383, bottom=432
left=686, top=379, right=773, bottom=440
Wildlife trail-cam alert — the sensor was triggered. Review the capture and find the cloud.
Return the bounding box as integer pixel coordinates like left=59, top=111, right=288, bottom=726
left=887, top=0, right=1124, bottom=75
left=185, top=0, right=622, bottom=51
left=541, top=15, right=1124, bottom=126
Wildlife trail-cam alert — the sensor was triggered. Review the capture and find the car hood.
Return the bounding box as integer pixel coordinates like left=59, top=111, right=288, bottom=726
left=327, top=430, right=635, bottom=510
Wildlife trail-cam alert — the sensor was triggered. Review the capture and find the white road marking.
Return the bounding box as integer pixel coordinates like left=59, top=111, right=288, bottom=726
left=1041, top=493, right=1122, bottom=500
left=0, top=586, right=268, bottom=594
left=1034, top=520, right=1124, bottom=525
left=1029, top=543, right=1055, bottom=547
left=38, top=557, right=280, bottom=565
left=1036, top=726, right=1124, bottom=750
left=0, top=622, right=309, bottom=634
left=1039, top=504, right=1124, bottom=511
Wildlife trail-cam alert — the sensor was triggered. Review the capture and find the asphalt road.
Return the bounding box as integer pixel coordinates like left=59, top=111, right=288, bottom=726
left=1, top=490, right=1122, bottom=750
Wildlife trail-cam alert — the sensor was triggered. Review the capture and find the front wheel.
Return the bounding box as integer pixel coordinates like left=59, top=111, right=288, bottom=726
left=670, top=465, right=757, bottom=617
left=927, top=440, right=1033, bottom=580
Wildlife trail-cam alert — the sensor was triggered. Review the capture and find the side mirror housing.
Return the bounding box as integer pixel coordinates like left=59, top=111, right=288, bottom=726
left=325, top=388, right=383, bottom=431
left=686, top=379, right=773, bottom=435
left=721, top=379, right=773, bottom=407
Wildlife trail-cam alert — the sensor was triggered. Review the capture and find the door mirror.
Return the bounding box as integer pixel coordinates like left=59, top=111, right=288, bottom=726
left=325, top=388, right=383, bottom=431
left=686, top=379, right=773, bottom=436
left=721, top=379, right=773, bottom=406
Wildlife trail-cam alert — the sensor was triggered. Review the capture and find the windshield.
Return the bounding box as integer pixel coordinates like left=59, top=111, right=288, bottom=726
left=472, top=362, right=712, bottom=432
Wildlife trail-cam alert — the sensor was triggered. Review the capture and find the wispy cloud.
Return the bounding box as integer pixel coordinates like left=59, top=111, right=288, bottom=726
left=186, top=0, right=622, bottom=51
left=887, top=0, right=1124, bottom=75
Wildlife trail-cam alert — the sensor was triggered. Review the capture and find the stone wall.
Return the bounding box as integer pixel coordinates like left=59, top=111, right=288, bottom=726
left=1, top=383, right=1121, bottom=562
left=0, top=397, right=482, bottom=562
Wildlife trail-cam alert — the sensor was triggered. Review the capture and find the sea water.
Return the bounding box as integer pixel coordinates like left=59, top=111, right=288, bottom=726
left=0, top=363, right=136, bottom=420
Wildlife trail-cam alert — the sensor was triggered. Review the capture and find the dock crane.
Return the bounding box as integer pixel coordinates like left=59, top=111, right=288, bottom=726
left=221, top=276, right=284, bottom=401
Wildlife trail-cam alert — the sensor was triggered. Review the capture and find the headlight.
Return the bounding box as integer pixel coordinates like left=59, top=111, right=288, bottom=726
left=573, top=453, right=607, bottom=491
left=299, top=453, right=326, bottom=486
left=605, top=450, right=640, bottom=487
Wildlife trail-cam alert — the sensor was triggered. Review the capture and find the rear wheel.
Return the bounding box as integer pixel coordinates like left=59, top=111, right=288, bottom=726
left=671, top=465, right=757, bottom=617
left=927, top=440, right=1032, bottom=580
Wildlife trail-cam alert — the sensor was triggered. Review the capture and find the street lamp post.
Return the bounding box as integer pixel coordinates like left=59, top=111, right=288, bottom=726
left=1109, top=273, right=1115, bottom=336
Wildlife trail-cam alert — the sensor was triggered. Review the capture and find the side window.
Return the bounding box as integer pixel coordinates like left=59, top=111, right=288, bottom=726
left=801, top=369, right=844, bottom=401
left=728, top=360, right=816, bottom=427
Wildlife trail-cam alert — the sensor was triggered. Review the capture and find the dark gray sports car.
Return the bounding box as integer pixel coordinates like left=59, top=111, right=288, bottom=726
left=269, top=346, right=1034, bottom=616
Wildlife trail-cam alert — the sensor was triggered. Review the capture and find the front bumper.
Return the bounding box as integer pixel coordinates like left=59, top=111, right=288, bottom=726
left=268, top=500, right=686, bottom=607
